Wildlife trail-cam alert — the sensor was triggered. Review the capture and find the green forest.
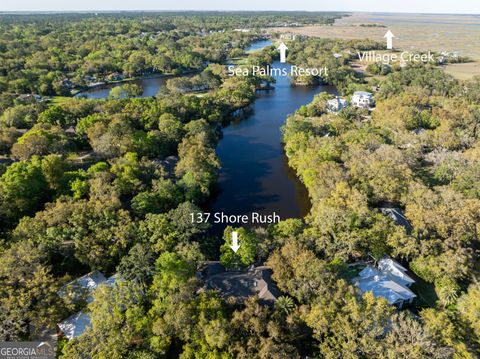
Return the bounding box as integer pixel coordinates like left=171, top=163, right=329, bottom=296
left=0, top=11, right=479, bottom=359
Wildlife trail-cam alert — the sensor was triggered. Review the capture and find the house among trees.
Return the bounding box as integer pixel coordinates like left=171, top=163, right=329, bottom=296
left=351, top=91, right=375, bottom=109
left=0, top=156, right=14, bottom=165
left=379, top=207, right=413, bottom=233
left=326, top=97, right=348, bottom=113
left=16, top=94, right=43, bottom=102
left=57, top=311, right=92, bottom=340
left=108, top=72, right=125, bottom=81
left=353, top=257, right=416, bottom=308
left=199, top=262, right=281, bottom=306
left=60, top=78, right=74, bottom=89
left=57, top=271, right=107, bottom=304
left=57, top=271, right=118, bottom=339
left=378, top=258, right=415, bottom=287
left=154, top=155, right=179, bottom=179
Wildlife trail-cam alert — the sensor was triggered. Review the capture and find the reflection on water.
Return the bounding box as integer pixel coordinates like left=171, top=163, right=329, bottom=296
left=77, top=40, right=336, bottom=234
left=77, top=39, right=273, bottom=99
left=209, top=60, right=336, bottom=233
left=246, top=39, right=274, bottom=52
left=75, top=76, right=170, bottom=99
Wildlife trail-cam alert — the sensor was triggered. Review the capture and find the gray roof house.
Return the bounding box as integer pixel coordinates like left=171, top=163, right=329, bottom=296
left=200, top=262, right=281, bottom=306
left=57, top=272, right=118, bottom=339
left=152, top=155, right=179, bottom=179
left=353, top=257, right=416, bottom=307
left=0, top=156, right=15, bottom=166
left=327, top=97, right=348, bottom=113
left=379, top=207, right=413, bottom=233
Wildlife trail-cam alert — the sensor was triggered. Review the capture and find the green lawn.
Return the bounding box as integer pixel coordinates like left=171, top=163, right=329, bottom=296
left=48, top=96, right=75, bottom=105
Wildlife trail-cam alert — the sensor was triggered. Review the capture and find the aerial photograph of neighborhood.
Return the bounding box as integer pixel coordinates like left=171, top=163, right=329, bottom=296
left=0, top=0, right=479, bottom=358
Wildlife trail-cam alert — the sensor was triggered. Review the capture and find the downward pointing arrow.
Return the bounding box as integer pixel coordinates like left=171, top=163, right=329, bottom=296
left=384, top=30, right=395, bottom=50
left=277, top=42, right=288, bottom=63
left=230, top=231, right=240, bottom=253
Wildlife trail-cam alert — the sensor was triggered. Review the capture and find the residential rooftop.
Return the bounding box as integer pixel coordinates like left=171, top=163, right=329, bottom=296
left=57, top=271, right=107, bottom=304
left=57, top=272, right=119, bottom=339
left=200, top=262, right=281, bottom=306
left=353, top=257, right=416, bottom=307
left=57, top=311, right=91, bottom=340
left=379, top=207, right=413, bottom=233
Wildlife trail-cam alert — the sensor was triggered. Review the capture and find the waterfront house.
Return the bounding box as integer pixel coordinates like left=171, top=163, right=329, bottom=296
left=327, top=97, right=348, bottom=113
left=60, top=78, right=74, bottom=89
left=16, top=94, right=43, bottom=103
left=351, top=91, right=375, bottom=109
left=108, top=72, right=125, bottom=81
left=200, top=262, right=281, bottom=306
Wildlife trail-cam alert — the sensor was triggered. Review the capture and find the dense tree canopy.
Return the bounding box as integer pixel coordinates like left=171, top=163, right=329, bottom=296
left=0, top=11, right=478, bottom=359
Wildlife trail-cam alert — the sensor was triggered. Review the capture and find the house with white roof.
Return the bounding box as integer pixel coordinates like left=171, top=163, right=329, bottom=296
left=57, top=272, right=118, bottom=339
left=353, top=257, right=416, bottom=307
left=327, top=97, right=348, bottom=113
left=57, top=311, right=91, bottom=340
left=351, top=91, right=375, bottom=109
left=377, top=258, right=415, bottom=287
left=57, top=271, right=107, bottom=304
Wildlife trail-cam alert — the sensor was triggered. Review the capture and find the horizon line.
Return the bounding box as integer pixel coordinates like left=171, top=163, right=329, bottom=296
left=1, top=10, right=480, bottom=16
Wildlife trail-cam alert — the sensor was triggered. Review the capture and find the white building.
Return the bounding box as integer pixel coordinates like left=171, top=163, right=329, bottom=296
left=279, top=33, right=297, bottom=40
left=327, top=97, right=348, bottom=113
left=57, top=272, right=118, bottom=339
left=57, top=312, right=91, bottom=340
left=57, top=271, right=107, bottom=304
left=351, top=91, right=375, bottom=109
left=377, top=258, right=415, bottom=287
left=353, top=257, right=416, bottom=307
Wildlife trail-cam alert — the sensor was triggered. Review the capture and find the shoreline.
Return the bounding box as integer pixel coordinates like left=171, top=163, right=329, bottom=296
left=73, top=70, right=200, bottom=97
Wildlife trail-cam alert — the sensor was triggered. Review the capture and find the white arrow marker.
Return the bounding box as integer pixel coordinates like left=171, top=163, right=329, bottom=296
left=384, top=30, right=395, bottom=50
left=230, top=231, right=240, bottom=253
left=277, top=42, right=288, bottom=63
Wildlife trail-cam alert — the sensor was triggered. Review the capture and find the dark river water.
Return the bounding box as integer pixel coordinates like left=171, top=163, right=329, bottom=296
left=77, top=41, right=336, bottom=233
left=76, top=75, right=171, bottom=99
left=77, top=40, right=274, bottom=99
left=245, top=39, right=273, bottom=52
left=209, top=59, right=336, bottom=232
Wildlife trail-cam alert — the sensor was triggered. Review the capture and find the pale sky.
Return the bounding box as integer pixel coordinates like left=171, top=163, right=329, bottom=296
left=1, top=0, right=480, bottom=14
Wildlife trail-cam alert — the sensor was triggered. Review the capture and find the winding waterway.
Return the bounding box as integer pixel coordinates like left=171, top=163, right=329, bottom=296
left=75, top=75, right=171, bottom=99
left=209, top=59, right=336, bottom=232
left=76, top=39, right=274, bottom=99
left=78, top=41, right=336, bottom=232
left=209, top=41, right=336, bottom=232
